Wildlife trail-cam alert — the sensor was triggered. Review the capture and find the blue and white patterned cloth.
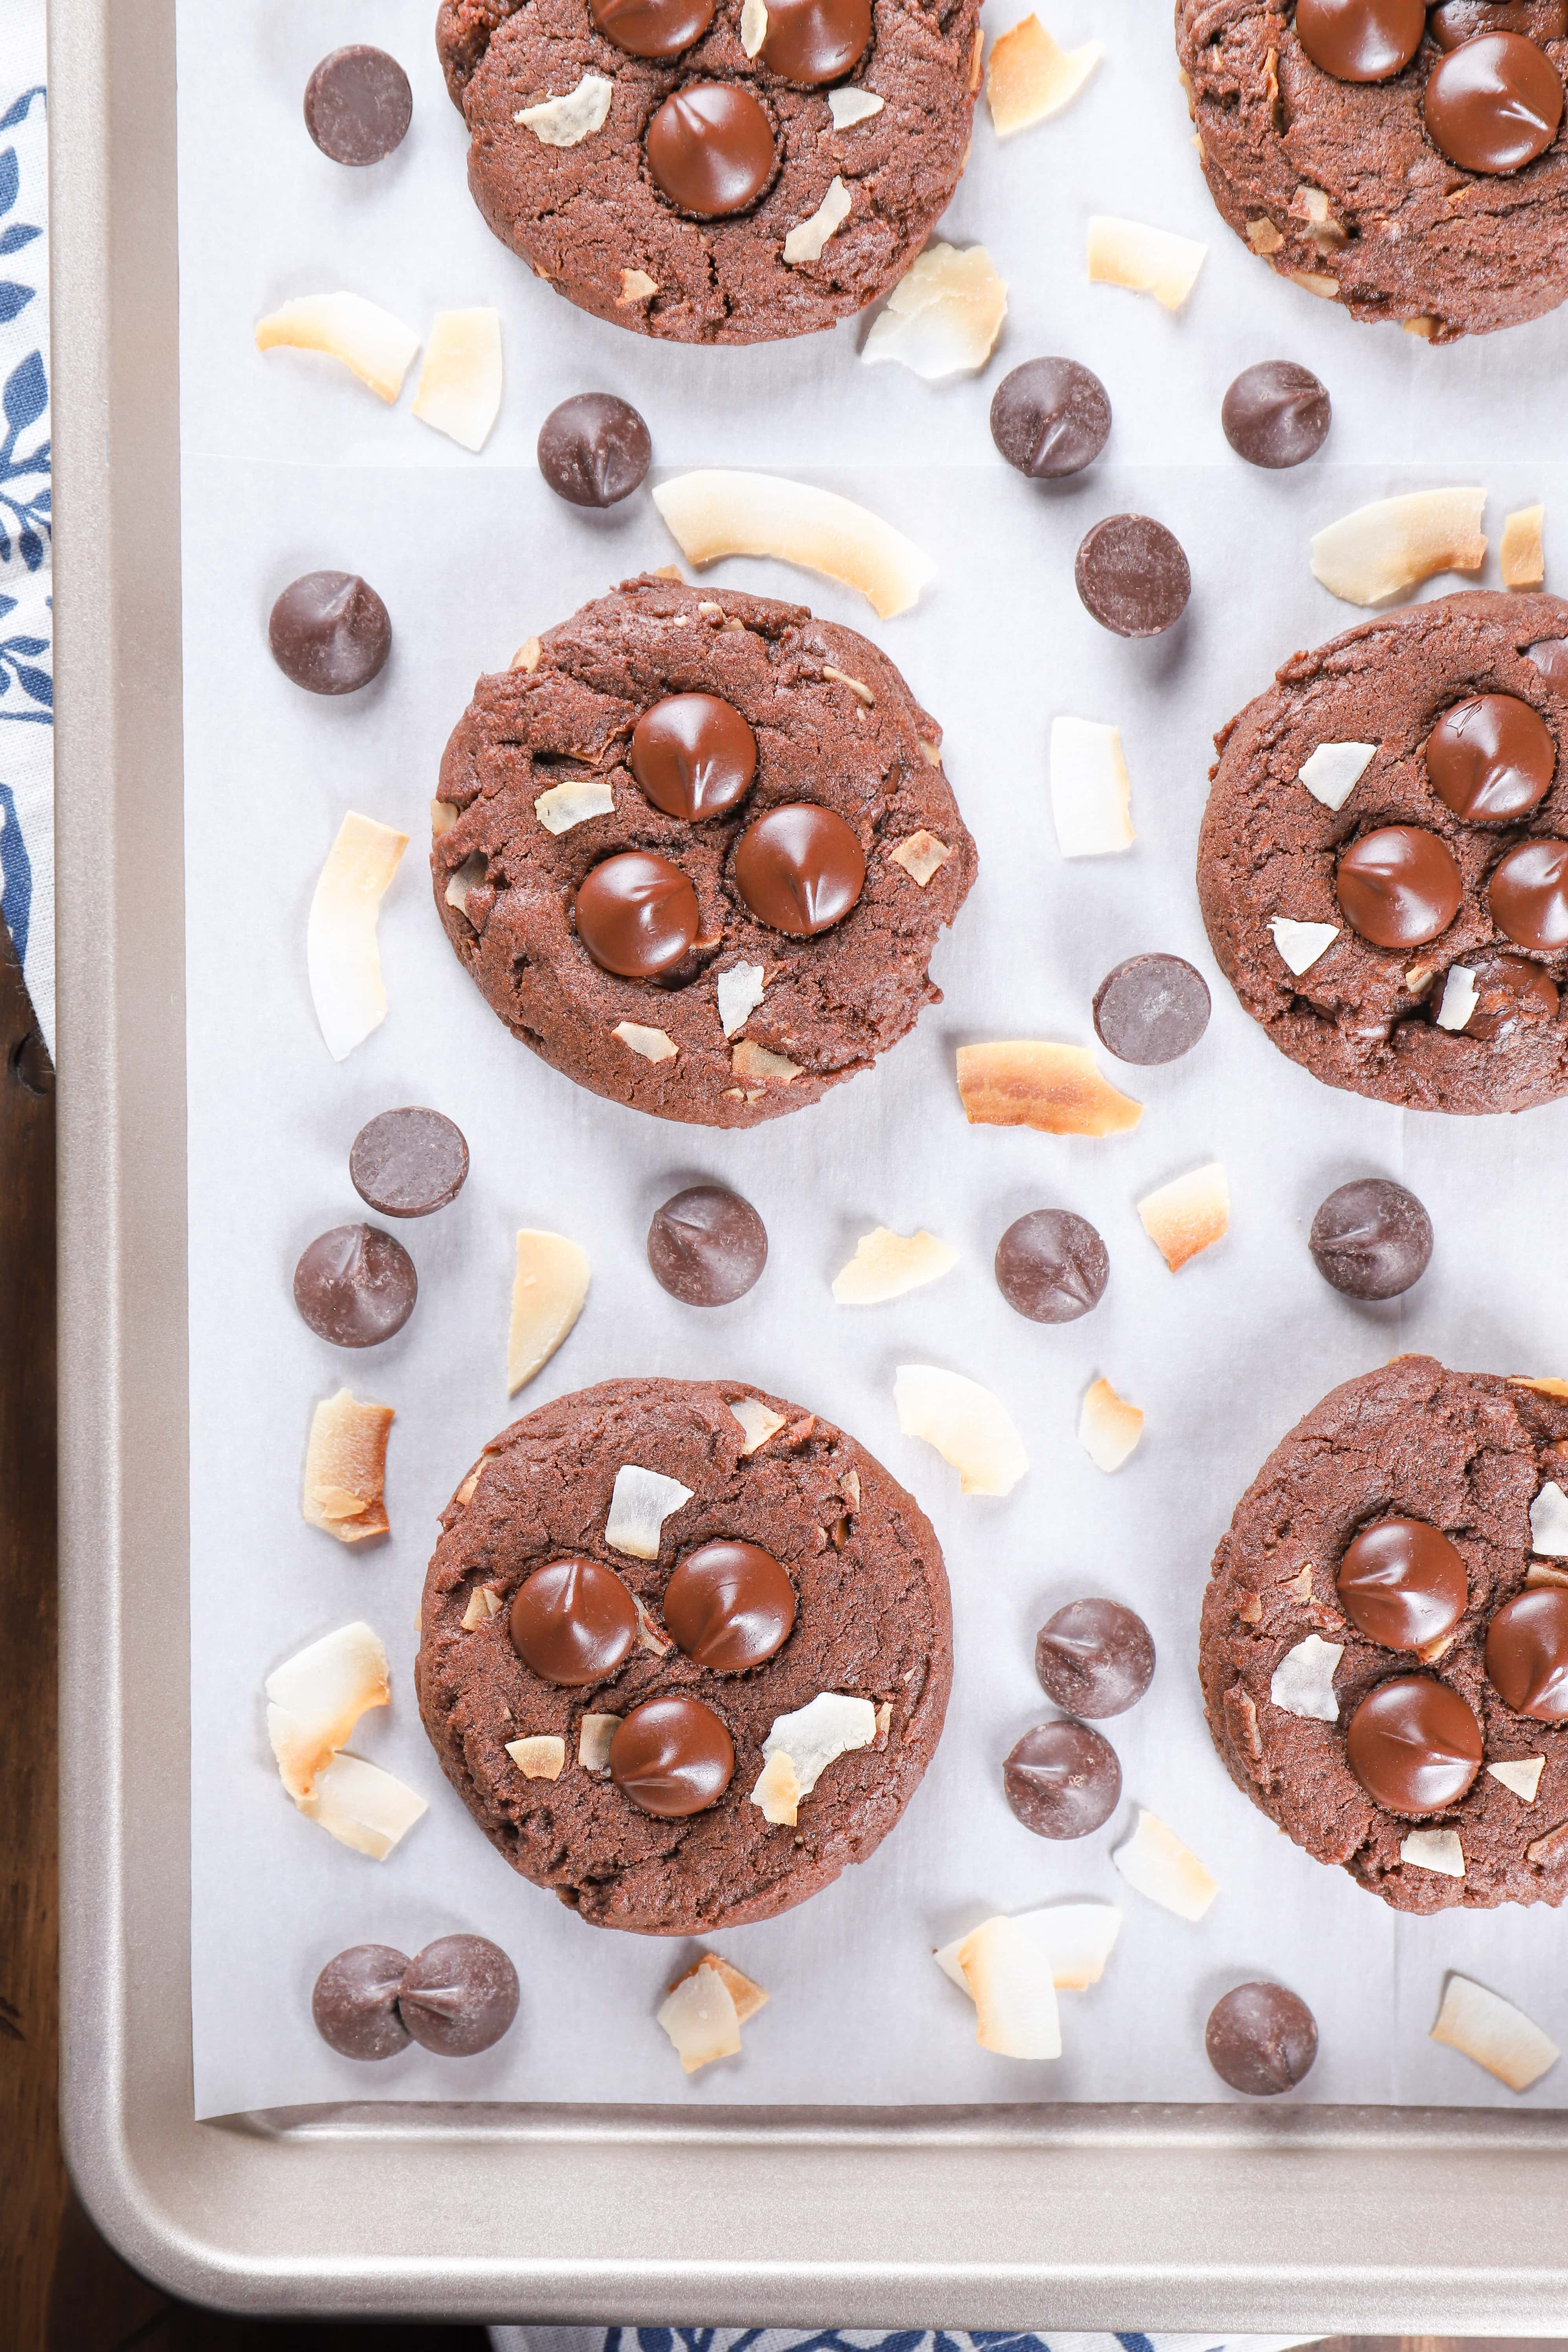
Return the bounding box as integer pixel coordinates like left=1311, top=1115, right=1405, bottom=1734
left=490, top=2328, right=1323, bottom=2352
left=0, top=0, right=51, bottom=1057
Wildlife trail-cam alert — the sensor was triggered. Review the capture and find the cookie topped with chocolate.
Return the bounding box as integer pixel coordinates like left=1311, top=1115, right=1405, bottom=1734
left=1199, top=591, right=1568, bottom=1115
left=433, top=574, right=976, bottom=1128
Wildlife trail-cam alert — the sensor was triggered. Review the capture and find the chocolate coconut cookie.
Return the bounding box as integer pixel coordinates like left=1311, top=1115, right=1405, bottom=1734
left=433, top=574, right=976, bottom=1127
left=1199, top=591, right=1568, bottom=1115
left=416, top=1375, right=952, bottom=1934
left=1201, top=1356, right=1568, bottom=1914
left=436, top=0, right=982, bottom=344
left=1176, top=1, right=1568, bottom=340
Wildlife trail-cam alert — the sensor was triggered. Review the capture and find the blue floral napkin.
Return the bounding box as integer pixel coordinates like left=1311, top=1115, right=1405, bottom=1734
left=490, top=2327, right=1323, bottom=2352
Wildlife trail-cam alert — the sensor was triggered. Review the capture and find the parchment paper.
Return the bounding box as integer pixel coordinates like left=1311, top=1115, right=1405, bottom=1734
left=180, top=0, right=1568, bottom=2119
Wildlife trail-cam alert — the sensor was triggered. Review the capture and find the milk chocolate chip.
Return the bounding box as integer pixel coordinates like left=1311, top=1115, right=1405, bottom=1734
left=646, top=84, right=776, bottom=216
left=1093, top=952, right=1211, bottom=1064
left=508, top=1558, right=640, bottom=1686
left=989, top=358, right=1111, bottom=480
left=1485, top=1586, right=1568, bottom=1720
left=574, top=850, right=700, bottom=976
left=631, top=693, right=757, bottom=820
left=537, top=394, right=652, bottom=508
left=1426, top=693, right=1555, bottom=822
left=610, top=1695, right=735, bottom=1816
left=733, top=803, right=865, bottom=934
left=1345, top=1676, right=1484, bottom=1812
left=1336, top=826, right=1462, bottom=948
left=760, top=0, right=873, bottom=83
left=269, top=571, right=391, bottom=695
left=312, top=1944, right=411, bottom=2060
left=1205, top=1983, right=1319, bottom=2095
left=1423, top=31, right=1564, bottom=173
left=1294, top=0, right=1425, bottom=79
left=590, top=0, right=716, bottom=57
left=647, top=1183, right=768, bottom=1305
left=293, top=1223, right=417, bottom=1347
left=1488, top=838, right=1568, bottom=948
left=664, top=1540, right=796, bottom=1671
left=397, top=1935, right=519, bottom=2057
left=1336, top=1518, right=1469, bottom=1653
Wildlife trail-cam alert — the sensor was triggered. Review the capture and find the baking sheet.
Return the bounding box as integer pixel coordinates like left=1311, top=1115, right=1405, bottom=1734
left=180, top=0, right=1568, bottom=2121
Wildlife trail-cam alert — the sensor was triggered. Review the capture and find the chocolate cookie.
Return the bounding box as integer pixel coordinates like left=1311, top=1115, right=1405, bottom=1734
left=1201, top=1355, right=1568, bottom=1913
left=433, top=574, right=976, bottom=1128
left=1198, top=591, right=1568, bottom=1115
left=1176, top=1, right=1568, bottom=339
left=436, top=0, right=982, bottom=345
left=416, top=1376, right=952, bottom=1934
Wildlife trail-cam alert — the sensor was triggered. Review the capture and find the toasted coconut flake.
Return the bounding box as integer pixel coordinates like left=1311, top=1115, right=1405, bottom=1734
left=1137, top=1161, right=1229, bottom=1273
left=536, top=778, right=615, bottom=834
left=614, top=1019, right=678, bottom=1063
left=894, top=1363, right=1028, bottom=1497
left=1287, top=267, right=1340, bottom=298
left=741, top=0, right=768, bottom=50
left=1528, top=1818, right=1568, bottom=1863
left=579, top=1712, right=621, bottom=1773
left=889, top=829, right=951, bottom=886
left=956, top=1040, right=1142, bottom=1136
left=1404, top=313, right=1436, bottom=339
left=1269, top=916, right=1339, bottom=976
left=730, top=1395, right=786, bottom=1455
left=1298, top=741, right=1375, bottom=811
left=784, top=176, right=851, bottom=266
left=1078, top=1376, right=1143, bottom=1473
left=829, top=86, right=884, bottom=127
left=1431, top=1974, right=1559, bottom=2092
left=822, top=664, right=874, bottom=705
left=1529, top=1559, right=1568, bottom=1589
left=506, top=1734, right=567, bottom=1781
left=508, top=1229, right=590, bottom=1396
left=750, top=1746, right=801, bottom=1825
left=833, top=1227, right=959, bottom=1305
left=1489, top=1756, right=1545, bottom=1803
left=862, top=243, right=1008, bottom=381
left=986, top=13, right=1102, bottom=136
left=431, top=798, right=460, bottom=838
left=717, top=961, right=766, bottom=1038
left=969, top=23, right=985, bottom=89
left=460, top=1583, right=502, bottom=1632
left=958, top=1916, right=1062, bottom=2060
left=412, top=308, right=502, bottom=452
left=1247, top=216, right=1284, bottom=254
left=1502, top=504, right=1545, bottom=591
left=512, top=636, right=543, bottom=672
left=515, top=72, right=614, bottom=145
left=1291, top=183, right=1346, bottom=250
left=445, top=851, right=488, bottom=918
left=1436, top=966, right=1478, bottom=1032
left=732, top=1038, right=801, bottom=1084
left=1087, top=215, right=1207, bottom=311
left=302, top=1389, right=393, bottom=1543
left=1401, top=1826, right=1464, bottom=1877
left=1309, top=488, right=1487, bottom=607
left=453, top=1466, right=483, bottom=1510
left=1112, top=1807, right=1218, bottom=1922
left=301, top=1751, right=427, bottom=1859
left=1050, top=716, right=1134, bottom=857
left=673, top=1952, right=769, bottom=2025
left=633, top=1595, right=674, bottom=1657
left=308, top=813, right=408, bottom=1062
left=254, top=292, right=420, bottom=403
left=653, top=470, right=935, bottom=620
left=763, top=1692, right=878, bottom=1799
left=606, top=1463, right=694, bottom=1559
left=658, top=1962, right=742, bottom=2073
left=1513, top=1375, right=1568, bottom=1398
left=618, top=268, right=658, bottom=306
left=266, top=1622, right=391, bottom=1805
left=1269, top=1632, right=1342, bottom=1723
left=936, top=1901, right=1122, bottom=1995
left=1531, top=1480, right=1568, bottom=1556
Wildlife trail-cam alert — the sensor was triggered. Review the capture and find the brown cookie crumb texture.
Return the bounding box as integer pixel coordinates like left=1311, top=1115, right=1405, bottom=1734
left=1199, top=591, right=1568, bottom=1115
left=436, top=0, right=981, bottom=343
left=1176, top=0, right=1568, bottom=339
left=416, top=1375, right=953, bottom=1934
left=1201, top=1356, right=1568, bottom=1913
left=433, top=573, right=976, bottom=1128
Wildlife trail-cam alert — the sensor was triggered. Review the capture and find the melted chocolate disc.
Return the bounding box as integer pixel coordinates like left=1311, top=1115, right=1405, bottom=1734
left=1344, top=1675, right=1484, bottom=1813
left=1335, top=825, right=1463, bottom=948
left=610, top=1696, right=735, bottom=1816
left=663, top=1539, right=797, bottom=1671
left=589, top=0, right=716, bottom=57
left=733, top=802, right=866, bottom=934
left=1426, top=692, right=1555, bottom=822
left=1423, top=31, right=1564, bottom=173
left=1454, top=951, right=1561, bottom=1038
left=759, top=0, right=873, bottom=84
left=1295, top=0, right=1426, bottom=79
left=646, top=83, right=776, bottom=216
left=1335, top=1517, right=1469, bottom=1653
left=1430, top=2, right=1568, bottom=49
left=1489, top=836, right=1568, bottom=947
left=508, top=1558, right=639, bottom=1686
left=631, top=693, right=757, bottom=820
left=1484, top=1586, right=1568, bottom=1720
left=574, top=850, right=699, bottom=976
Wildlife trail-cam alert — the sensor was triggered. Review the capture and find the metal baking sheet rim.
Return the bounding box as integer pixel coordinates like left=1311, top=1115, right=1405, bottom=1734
left=47, top=0, right=1568, bottom=2325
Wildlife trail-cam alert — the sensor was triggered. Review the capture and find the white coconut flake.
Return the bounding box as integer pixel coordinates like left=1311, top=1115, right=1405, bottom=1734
left=957, top=1915, right=1062, bottom=2060
left=861, top=244, right=1009, bottom=382
left=741, top=0, right=768, bottom=52
left=1049, top=716, right=1134, bottom=857
left=1112, top=1808, right=1218, bottom=1921
left=508, top=1229, right=590, bottom=1396
left=1078, top=1376, right=1143, bottom=1473
left=579, top=1713, right=621, bottom=1773
left=1269, top=916, right=1339, bottom=976
left=535, top=778, right=615, bottom=835
left=658, top=1960, right=742, bottom=2073
left=762, top=1691, right=878, bottom=1798
left=1489, top=1756, right=1546, bottom=1802
left=935, top=1902, right=1122, bottom=1995
left=301, top=1750, right=428, bottom=1860
left=829, top=87, right=884, bottom=127
left=894, top=1363, right=1028, bottom=1497
left=613, top=1019, right=678, bottom=1063
left=1297, top=741, right=1375, bottom=811
left=750, top=1747, right=801, bottom=1826
left=1401, top=1827, right=1465, bottom=1878
left=783, top=176, right=851, bottom=267
left=1435, top=965, right=1479, bottom=1032
left=1269, top=1633, right=1343, bottom=1723
left=1531, top=1479, right=1568, bottom=1556
left=1311, top=488, right=1487, bottom=607
left=515, top=73, right=615, bottom=147
left=730, top=1395, right=786, bottom=1455
left=605, top=1463, right=694, bottom=1559
left=412, top=308, right=503, bottom=453
left=254, top=292, right=420, bottom=403
left=833, top=1227, right=959, bottom=1305
left=308, top=813, right=408, bottom=1062
left=1431, top=1973, right=1560, bottom=2092
left=265, top=1621, right=391, bottom=1804
left=654, top=470, right=935, bottom=619
left=716, top=961, right=767, bottom=1038
left=1086, top=215, right=1207, bottom=311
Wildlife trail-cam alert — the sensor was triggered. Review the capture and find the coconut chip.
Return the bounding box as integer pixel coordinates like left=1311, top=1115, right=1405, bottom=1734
left=716, top=961, right=766, bottom=1038
left=784, top=176, right=851, bottom=267
left=657, top=1960, right=742, bottom=2074
left=671, top=1952, right=769, bottom=2026
left=431, top=798, right=460, bottom=838
left=1502, top=504, right=1545, bottom=591
left=935, top=1901, right=1121, bottom=1994
left=515, top=73, right=614, bottom=146
left=512, top=637, right=543, bottom=672
left=1531, top=1480, right=1568, bottom=1556
left=1310, top=488, right=1487, bottom=607
left=750, top=1747, right=801, bottom=1825
left=445, top=852, right=488, bottom=919
left=1050, top=716, right=1135, bottom=857
left=957, top=1915, right=1062, bottom=2060
left=506, top=1734, right=567, bottom=1781
left=1431, top=1973, right=1560, bottom=2091
left=1269, top=1633, right=1342, bottom=1723
left=302, top=1388, right=394, bottom=1543
left=605, top=1463, right=694, bottom=1559
left=833, top=1227, right=959, bottom=1304
left=1401, top=1827, right=1465, bottom=1877
left=829, top=87, right=884, bottom=127
left=1112, top=1807, right=1218, bottom=1921
left=889, top=829, right=952, bottom=886
left=1138, top=1161, right=1229, bottom=1273
left=955, top=1040, right=1142, bottom=1136
left=1269, top=916, right=1339, bottom=976
left=412, top=309, right=502, bottom=452
left=254, top=292, right=420, bottom=403
left=579, top=1712, right=621, bottom=1773
left=618, top=269, right=658, bottom=306
left=652, top=469, right=935, bottom=619
left=1078, top=1376, right=1143, bottom=1472
left=1298, top=741, right=1375, bottom=811
left=1511, top=1375, right=1568, bottom=1398
left=1489, top=1756, right=1546, bottom=1802
left=614, top=1019, right=678, bottom=1063
left=265, top=1621, right=391, bottom=1805
left=862, top=243, right=1008, bottom=381
left=762, top=1692, right=878, bottom=1802
left=893, top=1363, right=1029, bottom=1496
left=1087, top=215, right=1207, bottom=311
left=1435, top=966, right=1478, bottom=1032
left=508, top=1229, right=590, bottom=1396
left=460, top=1584, right=502, bottom=1633
left=308, top=812, right=408, bottom=1062
left=300, top=1750, right=428, bottom=1860
left=1529, top=1560, right=1568, bottom=1589
left=730, top=1395, right=787, bottom=1455
left=732, top=1038, right=801, bottom=1084
left=986, top=14, right=1102, bottom=137
left=741, top=0, right=768, bottom=50
left=536, top=778, right=615, bottom=834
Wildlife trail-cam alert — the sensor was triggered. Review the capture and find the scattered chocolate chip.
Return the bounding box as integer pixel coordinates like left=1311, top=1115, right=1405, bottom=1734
left=994, top=1209, right=1108, bottom=1324
left=509, top=1558, right=640, bottom=1686
left=312, top=1943, right=412, bottom=2061
left=397, top=1935, right=520, bottom=2057
left=1309, top=1177, right=1432, bottom=1300
left=611, top=1695, right=735, bottom=1816
left=1336, top=825, right=1462, bottom=948
left=1205, top=1983, right=1319, bottom=2096
left=733, top=802, right=866, bottom=934
left=1092, top=952, right=1211, bottom=1064
left=268, top=571, right=391, bottom=695
left=536, top=393, right=652, bottom=508
left=1423, top=30, right=1563, bottom=175
left=304, top=46, right=413, bottom=166
left=1034, top=1599, right=1155, bottom=1719
left=1002, top=1719, right=1121, bottom=1839
left=589, top=0, right=716, bottom=59
left=647, top=1182, right=768, bottom=1305
left=760, top=0, right=873, bottom=84
left=574, top=849, right=700, bottom=976
left=1074, top=514, right=1190, bottom=638
left=645, top=83, right=776, bottom=218
left=989, top=357, right=1111, bottom=480
left=293, top=1222, right=418, bottom=1346
left=1345, top=1674, right=1484, bottom=1811
left=1294, top=0, right=1424, bottom=81
left=664, top=1539, right=797, bottom=1671
left=1221, top=361, right=1332, bottom=469
left=349, top=1107, right=469, bottom=1218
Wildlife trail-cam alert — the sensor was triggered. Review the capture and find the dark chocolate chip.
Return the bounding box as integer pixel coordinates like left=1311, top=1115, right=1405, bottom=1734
left=1074, top=514, right=1190, bottom=638
left=349, top=1107, right=469, bottom=1218
left=1205, top=1983, right=1319, bottom=2096
left=1308, top=1177, right=1432, bottom=1300
left=645, top=82, right=776, bottom=218
left=312, top=1943, right=412, bottom=2061
left=1345, top=1675, right=1484, bottom=1811
left=1002, top=1719, right=1121, bottom=1839
left=268, top=571, right=391, bottom=695
left=1034, top=1599, right=1155, bottom=1719
left=1093, top=953, right=1211, bottom=1064
left=1294, top=0, right=1425, bottom=80
left=537, top=393, right=652, bottom=508
left=647, top=1183, right=768, bottom=1305
left=397, top=1935, right=519, bottom=2057
left=304, top=46, right=413, bottom=165
left=293, top=1222, right=418, bottom=1346
left=1336, top=825, right=1462, bottom=948
left=989, top=357, right=1111, bottom=480
left=994, top=1209, right=1108, bottom=1323
left=1221, top=361, right=1332, bottom=469
left=1424, top=30, right=1563, bottom=175
left=610, top=1696, right=735, bottom=1816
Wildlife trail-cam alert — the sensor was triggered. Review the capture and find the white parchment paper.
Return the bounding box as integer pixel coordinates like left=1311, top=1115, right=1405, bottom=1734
left=180, top=0, right=1568, bottom=2119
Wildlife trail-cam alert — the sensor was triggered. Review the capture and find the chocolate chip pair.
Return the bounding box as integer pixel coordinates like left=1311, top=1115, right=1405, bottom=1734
left=312, top=1934, right=518, bottom=2061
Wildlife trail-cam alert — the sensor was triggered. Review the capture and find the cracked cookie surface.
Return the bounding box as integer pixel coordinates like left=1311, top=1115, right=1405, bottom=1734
left=433, top=572, right=976, bottom=1127
left=1201, top=1356, right=1568, bottom=1913
left=416, top=1375, right=952, bottom=1934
